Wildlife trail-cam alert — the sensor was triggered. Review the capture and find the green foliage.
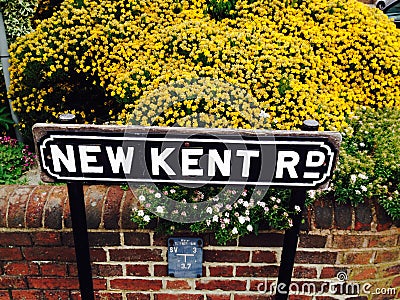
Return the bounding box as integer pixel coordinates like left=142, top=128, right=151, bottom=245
left=332, top=107, right=400, bottom=220
left=0, top=105, right=13, bottom=131
left=0, top=136, right=36, bottom=184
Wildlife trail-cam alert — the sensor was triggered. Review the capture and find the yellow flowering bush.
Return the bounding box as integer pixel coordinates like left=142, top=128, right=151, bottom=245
left=9, top=0, right=400, bottom=135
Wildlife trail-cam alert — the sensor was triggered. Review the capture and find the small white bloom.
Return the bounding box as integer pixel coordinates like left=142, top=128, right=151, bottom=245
left=294, top=205, right=301, bottom=212
left=137, top=210, right=144, bottom=217
left=360, top=185, right=367, bottom=192
left=257, top=201, right=266, bottom=208
left=355, top=190, right=361, bottom=195
left=276, top=198, right=281, bottom=204
left=206, top=219, right=211, bottom=226
left=359, top=142, right=365, bottom=147
left=143, top=215, right=150, bottom=222
left=264, top=207, right=270, bottom=213
left=138, top=195, right=146, bottom=201
left=212, top=215, right=219, bottom=222
left=243, top=201, right=249, bottom=208
left=358, top=173, right=368, bottom=180
left=232, top=227, right=238, bottom=234
left=156, top=206, right=164, bottom=214
left=206, top=207, right=213, bottom=214
left=155, top=192, right=161, bottom=198
left=223, top=218, right=230, bottom=224
left=259, top=110, right=270, bottom=118
left=350, top=174, right=357, bottom=183
left=225, top=212, right=230, bottom=217
left=247, top=224, right=253, bottom=232
left=170, top=189, right=176, bottom=194
left=238, top=216, right=246, bottom=224
left=245, top=210, right=250, bottom=215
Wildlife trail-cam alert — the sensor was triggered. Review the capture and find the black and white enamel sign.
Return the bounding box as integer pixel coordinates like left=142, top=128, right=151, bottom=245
left=33, top=124, right=341, bottom=188
left=168, top=237, right=203, bottom=278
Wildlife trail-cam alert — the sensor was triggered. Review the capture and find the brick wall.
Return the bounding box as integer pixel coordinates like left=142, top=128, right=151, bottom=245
left=0, top=185, right=399, bottom=300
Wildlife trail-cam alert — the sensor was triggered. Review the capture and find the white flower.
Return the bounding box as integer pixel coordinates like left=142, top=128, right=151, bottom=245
left=355, top=190, right=361, bottom=195
left=170, top=189, right=176, bottom=194
left=212, top=215, right=219, bottom=222
left=264, top=207, right=270, bottom=213
left=155, top=192, right=161, bottom=198
left=358, top=173, right=368, bottom=180
left=143, top=215, right=150, bottom=222
left=350, top=174, right=357, bottom=183
left=243, top=201, right=249, bottom=208
left=206, top=207, right=213, bottom=214
left=276, top=198, right=281, bottom=204
left=225, top=212, right=230, bottom=217
left=247, top=224, right=253, bottom=232
left=360, top=185, right=367, bottom=192
left=257, top=201, right=266, bottom=208
left=259, top=110, right=270, bottom=118
left=238, top=215, right=246, bottom=224
left=294, top=205, right=301, bottom=212
left=156, top=206, right=164, bottom=214
left=137, top=210, right=144, bottom=217
left=359, top=142, right=365, bottom=147
left=223, top=218, right=230, bottom=224
left=206, top=219, right=211, bottom=226
left=245, top=210, right=250, bottom=215
left=181, top=211, right=187, bottom=216
left=138, top=195, right=146, bottom=201
left=232, top=227, right=238, bottom=235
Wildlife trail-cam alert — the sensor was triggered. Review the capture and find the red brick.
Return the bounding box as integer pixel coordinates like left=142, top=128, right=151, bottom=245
left=0, top=186, right=17, bottom=227
left=121, top=190, right=139, bottom=230
left=44, top=186, right=67, bottom=229
left=295, top=251, right=337, bottom=264
left=85, top=185, right=108, bottom=229
left=90, top=248, right=107, bottom=262
left=196, top=279, right=246, bottom=291
left=368, top=235, right=397, bottom=247
left=166, top=280, right=191, bottom=290
left=344, top=252, right=374, bottom=264
left=154, top=294, right=203, bottom=300
left=349, top=267, right=377, bottom=281
left=392, top=276, right=400, bottom=288
left=12, top=290, right=42, bottom=299
left=0, top=277, right=27, bottom=289
left=4, top=262, right=39, bottom=276
left=320, top=267, right=347, bottom=279
left=249, top=279, right=275, bottom=292
left=239, top=233, right=284, bottom=247
left=124, top=232, right=151, bottom=246
left=236, top=266, right=279, bottom=277
left=89, top=232, right=120, bottom=246
left=0, top=248, right=23, bottom=261
left=44, top=290, right=71, bottom=300
left=252, top=250, right=277, bottom=263
left=68, top=264, right=78, bottom=276
left=0, top=291, right=9, bottom=300
left=298, top=234, right=327, bottom=248
left=375, top=250, right=399, bottom=263
left=126, top=264, right=150, bottom=276
left=41, top=263, right=67, bottom=276
left=109, top=249, right=162, bottom=262
left=126, top=293, right=150, bottom=300
left=384, top=264, right=400, bottom=277
left=7, top=186, right=33, bottom=228
left=154, top=264, right=168, bottom=276
left=209, top=266, right=233, bottom=277
left=96, top=292, right=124, bottom=300
left=293, top=266, right=317, bottom=279
left=104, top=186, right=123, bottom=229
left=32, top=232, right=61, bottom=246
left=204, top=250, right=249, bottom=263
left=28, top=277, right=79, bottom=289
left=110, top=279, right=162, bottom=291
left=0, top=232, right=31, bottom=246
left=206, top=295, right=231, bottom=300
left=233, top=295, right=273, bottom=300
left=23, top=246, right=76, bottom=261
left=26, top=186, right=52, bottom=228
left=93, top=264, right=123, bottom=277
left=331, top=235, right=365, bottom=249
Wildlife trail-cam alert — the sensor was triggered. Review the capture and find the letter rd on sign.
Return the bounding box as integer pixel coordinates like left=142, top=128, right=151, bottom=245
left=33, top=124, right=341, bottom=188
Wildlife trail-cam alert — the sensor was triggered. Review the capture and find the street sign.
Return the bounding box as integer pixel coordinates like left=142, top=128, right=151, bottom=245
left=168, top=237, right=203, bottom=278
left=33, top=124, right=341, bottom=189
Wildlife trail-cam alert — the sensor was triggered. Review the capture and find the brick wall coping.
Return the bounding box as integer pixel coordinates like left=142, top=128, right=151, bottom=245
left=0, top=185, right=398, bottom=233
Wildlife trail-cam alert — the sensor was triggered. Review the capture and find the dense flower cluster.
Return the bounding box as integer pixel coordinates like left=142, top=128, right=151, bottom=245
left=9, top=0, right=400, bottom=134
left=0, top=136, right=36, bottom=184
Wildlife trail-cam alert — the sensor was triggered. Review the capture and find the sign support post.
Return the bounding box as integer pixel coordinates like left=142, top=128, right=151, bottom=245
left=276, top=120, right=319, bottom=300
left=60, top=114, right=95, bottom=300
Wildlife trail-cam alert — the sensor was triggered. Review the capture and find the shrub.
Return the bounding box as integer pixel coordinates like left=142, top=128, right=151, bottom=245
left=0, top=136, right=36, bottom=184
left=332, top=107, right=400, bottom=221
left=9, top=0, right=400, bottom=135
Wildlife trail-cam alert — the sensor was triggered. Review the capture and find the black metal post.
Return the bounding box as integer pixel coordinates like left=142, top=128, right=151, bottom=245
left=276, top=120, right=319, bottom=300
left=60, top=114, right=95, bottom=300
